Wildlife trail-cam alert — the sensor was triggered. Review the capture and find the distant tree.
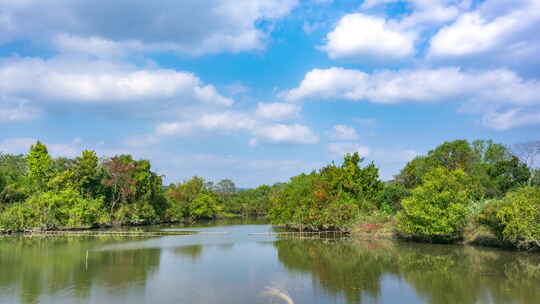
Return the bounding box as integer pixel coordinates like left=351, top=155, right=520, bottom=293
left=512, top=140, right=540, bottom=185
left=166, top=176, right=220, bottom=220
left=214, top=179, right=236, bottom=202
left=487, top=156, right=530, bottom=194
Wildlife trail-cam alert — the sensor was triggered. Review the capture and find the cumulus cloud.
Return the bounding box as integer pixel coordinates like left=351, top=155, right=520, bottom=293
left=284, top=66, right=540, bottom=129
left=285, top=67, right=540, bottom=105
left=329, top=125, right=359, bottom=140
left=255, top=102, right=300, bottom=121
left=254, top=124, right=319, bottom=144
left=0, top=56, right=233, bottom=110
left=320, top=13, right=416, bottom=60
left=328, top=142, right=370, bottom=157
left=156, top=111, right=319, bottom=145
left=0, top=0, right=298, bottom=56
left=428, top=0, right=540, bottom=69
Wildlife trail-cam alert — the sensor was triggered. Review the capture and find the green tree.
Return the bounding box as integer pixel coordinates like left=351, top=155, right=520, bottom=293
left=166, top=176, right=220, bottom=221
left=397, top=168, right=473, bottom=242
left=72, top=150, right=103, bottom=197
left=479, top=187, right=540, bottom=250
left=26, top=141, right=52, bottom=191
left=189, top=193, right=220, bottom=220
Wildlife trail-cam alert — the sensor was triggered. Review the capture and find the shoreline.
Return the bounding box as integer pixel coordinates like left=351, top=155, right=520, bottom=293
left=2, top=220, right=537, bottom=253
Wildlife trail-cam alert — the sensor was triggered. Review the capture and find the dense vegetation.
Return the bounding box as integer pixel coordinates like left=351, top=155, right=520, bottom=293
left=267, top=139, right=540, bottom=250
left=0, top=142, right=271, bottom=231
left=1, top=139, right=539, bottom=250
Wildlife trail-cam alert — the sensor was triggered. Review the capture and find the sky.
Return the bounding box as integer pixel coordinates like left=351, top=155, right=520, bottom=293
left=1, top=0, right=539, bottom=187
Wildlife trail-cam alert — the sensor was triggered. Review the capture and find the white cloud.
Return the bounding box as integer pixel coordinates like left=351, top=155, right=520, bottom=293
left=0, top=56, right=233, bottom=107
left=255, top=102, right=300, bottom=121
left=320, top=13, right=416, bottom=60
left=328, top=142, right=370, bottom=157
left=482, top=108, right=540, bottom=130
left=285, top=67, right=540, bottom=105
left=428, top=0, right=540, bottom=68
left=429, top=12, right=519, bottom=57
left=284, top=66, right=540, bottom=129
left=254, top=124, right=319, bottom=144
left=329, top=125, right=359, bottom=140
left=198, top=112, right=257, bottom=131
left=0, top=0, right=298, bottom=56
left=156, top=122, right=195, bottom=137
left=155, top=111, right=319, bottom=145
left=283, top=67, right=369, bottom=101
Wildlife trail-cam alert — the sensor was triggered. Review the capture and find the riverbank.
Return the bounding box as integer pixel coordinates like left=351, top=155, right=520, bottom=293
left=350, top=215, right=535, bottom=251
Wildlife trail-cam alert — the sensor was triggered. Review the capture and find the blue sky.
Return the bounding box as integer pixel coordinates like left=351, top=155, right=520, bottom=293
left=1, top=0, right=539, bottom=187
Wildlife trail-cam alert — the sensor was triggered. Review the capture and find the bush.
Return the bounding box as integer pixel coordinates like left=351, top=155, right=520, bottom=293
left=480, top=187, right=540, bottom=250
left=0, top=183, right=29, bottom=205
left=396, top=168, right=473, bottom=242
left=0, top=189, right=106, bottom=230
left=115, top=201, right=157, bottom=225
left=0, top=203, right=36, bottom=231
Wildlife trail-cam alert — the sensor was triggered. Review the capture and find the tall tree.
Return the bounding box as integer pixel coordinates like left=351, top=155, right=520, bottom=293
left=26, top=141, right=52, bottom=191
left=73, top=150, right=102, bottom=197
left=102, top=155, right=137, bottom=220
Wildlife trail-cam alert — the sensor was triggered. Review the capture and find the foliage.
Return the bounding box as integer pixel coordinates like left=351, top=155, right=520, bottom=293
left=396, top=168, right=474, bottom=242
left=0, top=153, right=27, bottom=185
left=0, top=203, right=36, bottom=231
left=1, top=137, right=539, bottom=251
left=479, top=187, right=540, bottom=250
left=268, top=152, right=381, bottom=230
left=0, top=189, right=105, bottom=230
left=396, top=140, right=528, bottom=199
left=189, top=193, right=221, bottom=220
left=166, top=176, right=221, bottom=220
left=377, top=182, right=411, bottom=213
left=26, top=141, right=52, bottom=191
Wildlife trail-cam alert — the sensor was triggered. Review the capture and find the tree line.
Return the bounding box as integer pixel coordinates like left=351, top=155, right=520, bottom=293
left=1, top=139, right=539, bottom=250
left=0, top=141, right=272, bottom=231
left=266, top=139, right=540, bottom=250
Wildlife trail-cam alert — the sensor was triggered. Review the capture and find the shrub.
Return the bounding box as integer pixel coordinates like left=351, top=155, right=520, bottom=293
left=0, top=183, right=28, bottom=205
left=0, top=203, right=37, bottom=231
left=396, top=168, right=473, bottom=242
left=115, top=201, right=157, bottom=225
left=0, top=189, right=106, bottom=230
left=480, top=187, right=540, bottom=250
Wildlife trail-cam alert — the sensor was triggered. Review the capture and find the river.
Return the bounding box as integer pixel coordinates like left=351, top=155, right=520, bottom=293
left=0, top=219, right=539, bottom=304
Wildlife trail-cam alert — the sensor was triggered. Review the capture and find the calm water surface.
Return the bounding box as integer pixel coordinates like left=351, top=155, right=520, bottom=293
left=0, top=219, right=539, bottom=304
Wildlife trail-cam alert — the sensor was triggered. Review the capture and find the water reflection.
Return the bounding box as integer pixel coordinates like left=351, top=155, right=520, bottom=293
left=0, top=236, right=161, bottom=304
left=274, top=238, right=540, bottom=304
left=173, top=245, right=203, bottom=261
left=1, top=223, right=539, bottom=304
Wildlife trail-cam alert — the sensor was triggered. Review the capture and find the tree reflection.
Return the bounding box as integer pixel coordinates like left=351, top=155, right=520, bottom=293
left=0, top=236, right=162, bottom=304
left=275, top=238, right=540, bottom=304
left=173, top=245, right=203, bottom=261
